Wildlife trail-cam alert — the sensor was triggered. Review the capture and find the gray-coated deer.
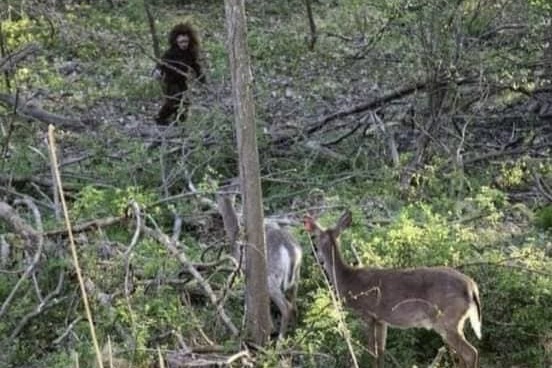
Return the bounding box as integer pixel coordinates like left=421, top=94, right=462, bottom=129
left=303, top=210, right=481, bottom=368
left=217, top=193, right=302, bottom=339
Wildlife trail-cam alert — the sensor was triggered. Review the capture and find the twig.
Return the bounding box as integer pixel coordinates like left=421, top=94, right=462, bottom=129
left=371, top=111, right=399, bottom=167
left=0, top=234, right=9, bottom=267
left=10, top=271, right=65, bottom=339
left=321, top=120, right=364, bottom=146
left=0, top=43, right=40, bottom=73
left=47, top=134, right=62, bottom=220
left=0, top=173, right=61, bottom=190
left=171, top=211, right=183, bottom=243
left=534, top=172, right=552, bottom=203
left=225, top=350, right=251, bottom=364
left=124, top=201, right=141, bottom=297
left=47, top=125, right=104, bottom=368
left=107, top=336, right=114, bottom=368
left=0, top=200, right=44, bottom=319
left=31, top=268, right=44, bottom=302
left=43, top=215, right=125, bottom=236
left=125, top=201, right=142, bottom=257
left=157, top=346, right=166, bottom=368
left=304, top=140, right=348, bottom=160
left=53, top=316, right=84, bottom=345
left=307, top=236, right=360, bottom=368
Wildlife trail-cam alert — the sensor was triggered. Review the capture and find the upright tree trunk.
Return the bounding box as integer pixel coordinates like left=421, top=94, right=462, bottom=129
left=144, top=0, right=160, bottom=59
left=543, top=14, right=552, bottom=83
left=304, top=0, right=317, bottom=50
left=538, top=12, right=552, bottom=118
left=224, top=0, right=272, bottom=345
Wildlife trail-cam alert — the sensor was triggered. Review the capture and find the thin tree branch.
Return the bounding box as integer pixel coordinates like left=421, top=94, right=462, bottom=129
left=142, top=216, right=239, bottom=336
left=303, top=0, right=317, bottom=50
left=53, top=316, right=83, bottom=345
left=0, top=200, right=44, bottom=319
left=10, top=271, right=65, bottom=339
left=0, top=43, right=40, bottom=73
left=43, top=215, right=125, bottom=236
left=306, top=77, right=474, bottom=135
left=534, top=172, right=552, bottom=203
left=0, top=92, right=85, bottom=130
left=143, top=0, right=160, bottom=59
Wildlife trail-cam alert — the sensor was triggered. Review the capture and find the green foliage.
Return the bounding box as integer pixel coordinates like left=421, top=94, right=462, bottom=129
left=471, top=186, right=508, bottom=222
left=72, top=185, right=156, bottom=219
left=204, top=40, right=229, bottom=81
left=476, top=247, right=552, bottom=365
left=536, top=205, right=552, bottom=231
left=499, top=159, right=529, bottom=189
left=529, top=0, right=552, bottom=12
left=360, top=203, right=476, bottom=267
left=249, top=27, right=306, bottom=69
left=2, top=14, right=48, bottom=49
left=294, top=289, right=352, bottom=367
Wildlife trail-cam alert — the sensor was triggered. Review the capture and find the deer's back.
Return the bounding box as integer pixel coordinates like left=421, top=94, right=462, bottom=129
left=266, top=225, right=302, bottom=291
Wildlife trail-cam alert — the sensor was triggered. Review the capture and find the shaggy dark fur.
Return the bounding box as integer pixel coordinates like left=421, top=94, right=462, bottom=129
left=155, top=22, right=205, bottom=125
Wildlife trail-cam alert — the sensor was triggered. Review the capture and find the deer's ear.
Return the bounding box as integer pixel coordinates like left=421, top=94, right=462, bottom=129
left=335, top=210, right=352, bottom=234
left=303, top=215, right=316, bottom=233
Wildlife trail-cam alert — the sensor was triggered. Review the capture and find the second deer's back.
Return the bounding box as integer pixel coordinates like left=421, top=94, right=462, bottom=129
left=265, top=223, right=302, bottom=292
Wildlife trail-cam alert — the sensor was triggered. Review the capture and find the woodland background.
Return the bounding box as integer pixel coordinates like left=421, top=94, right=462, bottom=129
left=0, top=0, right=551, bottom=367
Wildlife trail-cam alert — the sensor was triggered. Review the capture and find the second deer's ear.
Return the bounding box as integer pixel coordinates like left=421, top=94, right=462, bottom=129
left=303, top=215, right=316, bottom=233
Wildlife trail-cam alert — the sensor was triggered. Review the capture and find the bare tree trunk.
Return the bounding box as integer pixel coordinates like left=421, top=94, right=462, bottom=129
left=0, top=22, right=11, bottom=90
left=304, top=0, right=317, bottom=50
left=543, top=15, right=552, bottom=83
left=144, top=0, right=160, bottom=59
left=537, top=12, right=552, bottom=118
left=224, top=0, right=272, bottom=345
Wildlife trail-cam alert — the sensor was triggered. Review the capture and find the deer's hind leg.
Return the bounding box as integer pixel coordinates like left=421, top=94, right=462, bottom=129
left=268, top=280, right=292, bottom=340
left=439, top=329, right=479, bottom=368
left=435, top=302, right=479, bottom=368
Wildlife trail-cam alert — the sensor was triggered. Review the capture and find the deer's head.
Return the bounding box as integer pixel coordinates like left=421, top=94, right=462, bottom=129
left=303, top=210, right=352, bottom=269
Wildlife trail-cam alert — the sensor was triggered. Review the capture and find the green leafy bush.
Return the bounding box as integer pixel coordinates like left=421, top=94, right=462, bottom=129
left=359, top=203, right=476, bottom=268
left=475, top=248, right=551, bottom=365
left=536, top=205, right=552, bottom=231
left=72, top=186, right=155, bottom=219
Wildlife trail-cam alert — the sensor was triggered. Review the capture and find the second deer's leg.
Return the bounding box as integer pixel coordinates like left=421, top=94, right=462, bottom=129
left=268, top=281, right=292, bottom=339
left=287, top=282, right=299, bottom=323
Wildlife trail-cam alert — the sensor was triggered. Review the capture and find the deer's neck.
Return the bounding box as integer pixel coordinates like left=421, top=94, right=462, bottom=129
left=322, top=246, right=355, bottom=292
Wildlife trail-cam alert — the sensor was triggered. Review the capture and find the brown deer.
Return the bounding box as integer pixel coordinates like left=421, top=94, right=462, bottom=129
left=217, top=192, right=302, bottom=339
left=303, top=210, right=481, bottom=368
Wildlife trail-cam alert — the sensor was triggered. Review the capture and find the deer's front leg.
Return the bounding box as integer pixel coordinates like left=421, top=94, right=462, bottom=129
left=374, top=320, right=388, bottom=368
left=363, top=316, right=379, bottom=368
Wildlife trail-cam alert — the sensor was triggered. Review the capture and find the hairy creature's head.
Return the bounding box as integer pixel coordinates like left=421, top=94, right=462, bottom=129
left=168, top=22, right=200, bottom=58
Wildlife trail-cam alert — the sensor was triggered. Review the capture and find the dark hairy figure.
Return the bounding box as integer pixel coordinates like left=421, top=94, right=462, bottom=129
left=154, top=22, right=205, bottom=125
